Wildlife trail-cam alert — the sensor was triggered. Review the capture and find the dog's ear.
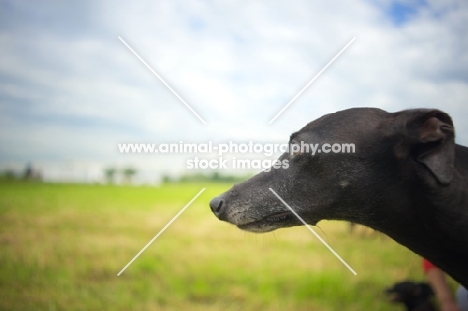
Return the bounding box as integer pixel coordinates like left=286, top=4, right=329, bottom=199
left=406, top=110, right=455, bottom=185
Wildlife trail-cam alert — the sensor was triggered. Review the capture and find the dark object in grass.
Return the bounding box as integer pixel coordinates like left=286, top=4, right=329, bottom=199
left=385, top=281, right=436, bottom=311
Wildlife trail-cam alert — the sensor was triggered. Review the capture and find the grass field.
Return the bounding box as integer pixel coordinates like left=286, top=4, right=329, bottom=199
left=0, top=182, right=451, bottom=310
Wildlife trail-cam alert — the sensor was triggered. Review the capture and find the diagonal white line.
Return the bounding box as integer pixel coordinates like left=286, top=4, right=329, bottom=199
left=268, top=37, right=356, bottom=124
left=118, top=36, right=207, bottom=125
left=117, top=188, right=206, bottom=276
left=268, top=188, right=357, bottom=275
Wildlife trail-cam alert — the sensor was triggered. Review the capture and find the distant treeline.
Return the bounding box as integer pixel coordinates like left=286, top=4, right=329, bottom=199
left=0, top=164, right=42, bottom=182
left=0, top=165, right=250, bottom=185
left=163, top=172, right=252, bottom=183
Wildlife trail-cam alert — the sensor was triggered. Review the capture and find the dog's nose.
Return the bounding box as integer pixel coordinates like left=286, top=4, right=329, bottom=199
left=209, top=196, right=224, bottom=217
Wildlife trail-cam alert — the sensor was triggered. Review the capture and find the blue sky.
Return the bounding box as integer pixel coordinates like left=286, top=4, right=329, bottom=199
left=387, top=1, right=422, bottom=25
left=1, top=0, right=468, bottom=177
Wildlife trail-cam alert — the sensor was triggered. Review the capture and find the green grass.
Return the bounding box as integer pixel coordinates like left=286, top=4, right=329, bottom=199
left=0, top=182, right=452, bottom=310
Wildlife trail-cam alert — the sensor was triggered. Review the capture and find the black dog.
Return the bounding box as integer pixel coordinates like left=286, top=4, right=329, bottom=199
left=210, top=108, right=468, bottom=287
left=385, top=281, right=436, bottom=311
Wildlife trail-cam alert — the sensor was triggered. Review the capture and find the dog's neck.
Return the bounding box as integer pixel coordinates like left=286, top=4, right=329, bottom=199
left=377, top=146, right=468, bottom=288
left=375, top=209, right=468, bottom=288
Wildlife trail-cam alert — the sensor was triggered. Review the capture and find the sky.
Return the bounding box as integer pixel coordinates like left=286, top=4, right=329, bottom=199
left=0, top=0, right=467, bottom=179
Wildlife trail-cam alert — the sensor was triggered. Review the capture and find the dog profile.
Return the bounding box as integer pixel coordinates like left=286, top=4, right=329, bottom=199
left=210, top=108, right=468, bottom=287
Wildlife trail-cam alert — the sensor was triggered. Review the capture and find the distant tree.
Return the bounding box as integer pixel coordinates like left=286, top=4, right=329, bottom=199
left=1, top=169, right=15, bottom=181
left=122, top=167, right=137, bottom=184
left=104, top=168, right=117, bottom=184
left=162, top=175, right=171, bottom=183
left=211, top=171, right=221, bottom=181
left=23, top=163, right=33, bottom=180
left=21, top=164, right=42, bottom=182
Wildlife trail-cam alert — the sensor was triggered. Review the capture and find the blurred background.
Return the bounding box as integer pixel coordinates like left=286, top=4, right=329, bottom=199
left=0, top=0, right=466, bottom=310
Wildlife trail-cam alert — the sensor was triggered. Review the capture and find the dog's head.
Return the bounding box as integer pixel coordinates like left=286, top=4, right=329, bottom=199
left=209, top=108, right=455, bottom=232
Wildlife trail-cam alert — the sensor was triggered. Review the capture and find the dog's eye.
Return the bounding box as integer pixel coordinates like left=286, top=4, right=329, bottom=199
left=289, top=141, right=302, bottom=156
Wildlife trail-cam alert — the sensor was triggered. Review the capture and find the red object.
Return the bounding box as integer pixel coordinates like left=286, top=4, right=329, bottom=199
left=423, top=258, right=437, bottom=273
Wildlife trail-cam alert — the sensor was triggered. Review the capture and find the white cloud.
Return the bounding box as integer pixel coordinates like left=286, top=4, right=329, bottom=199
left=1, top=0, right=468, bottom=175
